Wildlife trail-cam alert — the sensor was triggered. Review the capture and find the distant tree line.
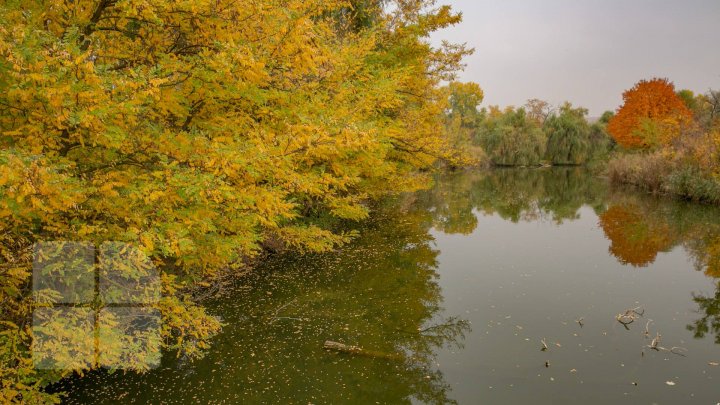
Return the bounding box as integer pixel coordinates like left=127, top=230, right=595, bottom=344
left=443, top=83, right=615, bottom=167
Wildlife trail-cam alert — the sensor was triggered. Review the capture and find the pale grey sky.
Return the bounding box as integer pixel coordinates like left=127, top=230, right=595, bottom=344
left=430, top=0, right=720, bottom=116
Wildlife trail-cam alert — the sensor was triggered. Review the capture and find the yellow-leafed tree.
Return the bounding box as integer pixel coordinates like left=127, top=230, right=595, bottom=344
left=0, top=0, right=471, bottom=402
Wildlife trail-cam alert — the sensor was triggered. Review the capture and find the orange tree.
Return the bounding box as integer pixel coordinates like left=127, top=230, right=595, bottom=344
left=608, top=78, right=692, bottom=148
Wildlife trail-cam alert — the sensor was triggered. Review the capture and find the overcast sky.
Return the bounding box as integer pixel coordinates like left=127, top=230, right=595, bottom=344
left=429, top=0, right=720, bottom=116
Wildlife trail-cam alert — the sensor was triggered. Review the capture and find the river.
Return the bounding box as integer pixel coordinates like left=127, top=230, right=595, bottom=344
left=57, top=167, right=720, bottom=404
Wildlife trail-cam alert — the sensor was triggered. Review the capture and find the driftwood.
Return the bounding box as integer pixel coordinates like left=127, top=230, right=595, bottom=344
left=322, top=341, right=404, bottom=361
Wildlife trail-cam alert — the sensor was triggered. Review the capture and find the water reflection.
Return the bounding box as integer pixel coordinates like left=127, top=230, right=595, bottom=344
left=57, top=168, right=720, bottom=403
left=420, top=167, right=606, bottom=230
left=424, top=167, right=720, bottom=279
left=423, top=168, right=720, bottom=348
left=59, top=190, right=471, bottom=404
left=598, top=192, right=720, bottom=275
left=594, top=192, right=720, bottom=345
left=421, top=167, right=607, bottom=226
left=688, top=282, right=720, bottom=344
left=598, top=203, right=675, bottom=267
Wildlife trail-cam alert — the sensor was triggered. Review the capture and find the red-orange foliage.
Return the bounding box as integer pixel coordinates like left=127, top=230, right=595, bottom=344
left=598, top=204, right=674, bottom=267
left=608, top=78, right=693, bottom=148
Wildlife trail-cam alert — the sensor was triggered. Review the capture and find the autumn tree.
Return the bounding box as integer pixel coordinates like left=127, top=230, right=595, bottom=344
left=0, top=0, right=471, bottom=402
left=694, top=89, right=720, bottom=131
left=444, top=81, right=485, bottom=160
left=607, top=78, right=693, bottom=148
left=706, top=90, right=720, bottom=129
left=524, top=98, right=554, bottom=126
left=446, top=81, right=484, bottom=128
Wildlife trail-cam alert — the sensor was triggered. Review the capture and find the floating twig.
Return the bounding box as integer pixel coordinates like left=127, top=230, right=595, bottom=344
left=644, top=333, right=687, bottom=356
left=644, top=319, right=653, bottom=337
left=268, top=298, right=297, bottom=324
left=649, top=332, right=661, bottom=350
left=616, top=306, right=644, bottom=328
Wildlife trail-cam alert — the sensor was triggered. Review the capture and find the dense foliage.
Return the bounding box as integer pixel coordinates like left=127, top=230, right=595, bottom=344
left=607, top=78, right=693, bottom=149
left=446, top=81, right=484, bottom=127
left=543, top=103, right=591, bottom=165
left=0, top=0, right=471, bottom=402
left=443, top=81, right=485, bottom=164
left=481, top=108, right=546, bottom=166
left=446, top=96, right=613, bottom=167
left=607, top=79, right=720, bottom=204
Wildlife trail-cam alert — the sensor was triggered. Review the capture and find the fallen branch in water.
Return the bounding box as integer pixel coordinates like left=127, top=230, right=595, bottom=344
left=322, top=341, right=405, bottom=361
left=267, top=298, right=298, bottom=324
left=616, top=306, right=644, bottom=329
left=645, top=331, right=687, bottom=356
left=646, top=344, right=688, bottom=357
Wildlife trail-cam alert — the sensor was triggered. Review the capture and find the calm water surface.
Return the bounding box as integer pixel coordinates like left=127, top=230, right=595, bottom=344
left=59, top=168, right=720, bottom=404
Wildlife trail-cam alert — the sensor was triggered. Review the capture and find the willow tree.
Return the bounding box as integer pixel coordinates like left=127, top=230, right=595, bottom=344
left=543, top=103, right=591, bottom=165
left=0, top=0, right=470, bottom=402
left=482, top=108, right=546, bottom=166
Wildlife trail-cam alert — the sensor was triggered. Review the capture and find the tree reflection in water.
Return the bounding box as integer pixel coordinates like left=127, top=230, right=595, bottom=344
left=60, top=183, right=472, bottom=404
left=595, top=189, right=720, bottom=344
left=598, top=191, right=720, bottom=277
left=419, top=166, right=608, bottom=229
left=58, top=168, right=720, bottom=403
left=687, top=283, right=720, bottom=344
left=422, top=168, right=720, bottom=347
